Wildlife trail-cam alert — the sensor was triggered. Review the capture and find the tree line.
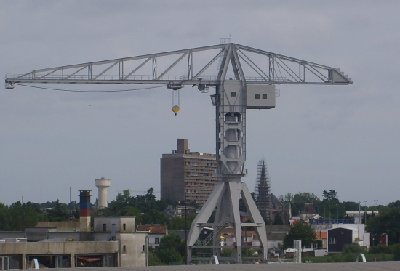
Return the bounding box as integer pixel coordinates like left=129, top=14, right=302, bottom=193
left=0, top=188, right=193, bottom=232
left=0, top=200, right=78, bottom=231
left=1, top=188, right=400, bottom=264
left=283, top=190, right=400, bottom=245
left=286, top=189, right=360, bottom=220
left=1, top=188, right=400, bottom=244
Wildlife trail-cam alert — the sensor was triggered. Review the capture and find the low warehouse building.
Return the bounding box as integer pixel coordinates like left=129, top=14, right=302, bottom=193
left=0, top=217, right=146, bottom=270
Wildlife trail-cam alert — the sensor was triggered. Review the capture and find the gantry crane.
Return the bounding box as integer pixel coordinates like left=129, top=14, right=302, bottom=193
left=5, top=43, right=352, bottom=263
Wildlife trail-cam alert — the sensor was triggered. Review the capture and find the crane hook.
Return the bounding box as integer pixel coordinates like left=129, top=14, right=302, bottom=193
left=172, top=105, right=180, bottom=116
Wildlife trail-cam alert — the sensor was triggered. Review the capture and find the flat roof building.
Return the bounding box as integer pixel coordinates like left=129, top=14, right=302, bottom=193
left=0, top=217, right=146, bottom=269
left=161, top=139, right=219, bottom=205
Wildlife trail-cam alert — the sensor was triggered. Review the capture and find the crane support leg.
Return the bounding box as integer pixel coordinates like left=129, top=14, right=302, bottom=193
left=187, top=179, right=267, bottom=263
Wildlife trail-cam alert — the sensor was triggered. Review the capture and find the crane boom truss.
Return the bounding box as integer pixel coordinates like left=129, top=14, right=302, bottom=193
left=5, top=43, right=351, bottom=89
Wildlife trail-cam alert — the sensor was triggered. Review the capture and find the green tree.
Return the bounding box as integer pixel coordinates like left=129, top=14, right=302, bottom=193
left=46, top=200, right=70, bottom=222
left=141, top=209, right=168, bottom=225
left=322, top=189, right=338, bottom=201
left=391, top=243, right=400, bottom=260
left=388, top=200, right=400, bottom=209
left=106, top=189, right=133, bottom=216
left=284, top=221, right=316, bottom=248
left=342, top=201, right=360, bottom=212
left=7, top=201, right=44, bottom=230
left=0, top=203, right=10, bottom=230
left=318, top=189, right=343, bottom=219
left=167, top=215, right=195, bottom=230
left=343, top=243, right=364, bottom=254
left=148, top=249, right=162, bottom=266
left=287, top=192, right=320, bottom=216
left=367, top=207, right=400, bottom=244
left=155, top=233, right=185, bottom=265
left=101, top=188, right=170, bottom=225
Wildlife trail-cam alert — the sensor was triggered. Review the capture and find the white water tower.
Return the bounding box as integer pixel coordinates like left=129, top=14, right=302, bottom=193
left=95, top=177, right=111, bottom=209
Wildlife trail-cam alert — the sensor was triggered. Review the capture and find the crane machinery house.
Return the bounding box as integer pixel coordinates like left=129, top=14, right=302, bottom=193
left=223, top=80, right=276, bottom=110
left=246, top=84, right=276, bottom=109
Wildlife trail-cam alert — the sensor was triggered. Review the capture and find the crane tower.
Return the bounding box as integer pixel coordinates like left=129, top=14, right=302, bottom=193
left=5, top=43, right=352, bottom=263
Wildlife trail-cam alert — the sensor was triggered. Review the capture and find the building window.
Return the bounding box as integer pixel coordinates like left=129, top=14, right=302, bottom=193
left=123, top=224, right=126, bottom=231
left=103, top=224, right=107, bottom=232
left=231, top=92, right=236, bottom=97
left=262, top=94, right=268, bottom=99
left=122, top=245, right=127, bottom=254
left=155, top=237, right=160, bottom=245
left=255, top=94, right=260, bottom=99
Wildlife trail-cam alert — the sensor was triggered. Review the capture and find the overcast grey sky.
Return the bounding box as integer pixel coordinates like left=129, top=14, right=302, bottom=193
left=0, top=1, right=399, bottom=206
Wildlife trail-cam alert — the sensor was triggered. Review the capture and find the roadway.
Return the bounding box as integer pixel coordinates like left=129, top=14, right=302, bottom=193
left=59, top=261, right=400, bottom=271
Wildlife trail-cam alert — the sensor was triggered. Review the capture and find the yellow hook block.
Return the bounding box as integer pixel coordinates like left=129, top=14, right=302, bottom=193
left=172, top=105, right=180, bottom=116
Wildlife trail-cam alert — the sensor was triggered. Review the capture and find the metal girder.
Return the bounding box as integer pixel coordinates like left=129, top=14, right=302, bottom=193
left=5, top=43, right=352, bottom=89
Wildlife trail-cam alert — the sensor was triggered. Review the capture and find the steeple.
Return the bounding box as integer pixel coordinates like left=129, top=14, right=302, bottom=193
left=255, top=160, right=272, bottom=224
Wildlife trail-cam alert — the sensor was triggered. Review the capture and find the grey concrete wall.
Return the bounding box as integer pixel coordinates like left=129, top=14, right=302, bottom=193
left=0, top=241, right=118, bottom=255
left=118, top=233, right=146, bottom=268
left=0, top=231, right=25, bottom=239
left=94, top=217, right=136, bottom=233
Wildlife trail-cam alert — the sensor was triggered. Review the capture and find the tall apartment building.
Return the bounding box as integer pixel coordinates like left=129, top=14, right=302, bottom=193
left=160, top=139, right=219, bottom=205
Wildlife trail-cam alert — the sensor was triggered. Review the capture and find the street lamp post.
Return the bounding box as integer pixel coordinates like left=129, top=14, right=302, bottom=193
left=184, top=199, right=187, bottom=264
left=363, top=200, right=368, bottom=224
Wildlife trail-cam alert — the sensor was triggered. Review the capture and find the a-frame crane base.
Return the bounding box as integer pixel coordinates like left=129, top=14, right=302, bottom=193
left=187, top=179, right=268, bottom=263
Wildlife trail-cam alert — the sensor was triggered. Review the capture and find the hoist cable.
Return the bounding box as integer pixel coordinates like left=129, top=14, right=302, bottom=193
left=16, top=83, right=163, bottom=93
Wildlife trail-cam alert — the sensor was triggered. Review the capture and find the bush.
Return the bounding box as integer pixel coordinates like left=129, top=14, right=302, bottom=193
left=148, top=250, right=162, bottom=266
left=391, top=243, right=400, bottom=260
left=154, top=233, right=185, bottom=265
left=343, top=243, right=365, bottom=254
left=365, top=253, right=394, bottom=262
left=369, top=245, right=391, bottom=254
